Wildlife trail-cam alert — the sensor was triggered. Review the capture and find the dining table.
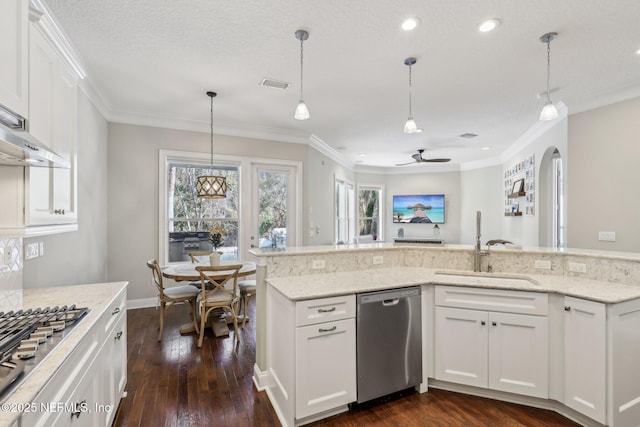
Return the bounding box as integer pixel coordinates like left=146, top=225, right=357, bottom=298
left=162, top=260, right=257, bottom=337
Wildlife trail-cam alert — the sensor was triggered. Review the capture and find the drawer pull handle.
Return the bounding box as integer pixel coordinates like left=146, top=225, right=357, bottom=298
left=115, top=331, right=123, bottom=340
left=480, top=320, right=486, bottom=325
left=492, top=321, right=497, bottom=326
left=112, top=307, right=121, bottom=315
left=70, top=399, right=86, bottom=419
left=318, top=307, right=336, bottom=313
left=318, top=326, right=337, bottom=333
left=564, top=306, right=571, bottom=311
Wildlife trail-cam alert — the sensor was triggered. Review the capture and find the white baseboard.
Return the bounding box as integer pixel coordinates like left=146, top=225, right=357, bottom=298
left=127, top=297, right=157, bottom=310
left=253, top=363, right=271, bottom=391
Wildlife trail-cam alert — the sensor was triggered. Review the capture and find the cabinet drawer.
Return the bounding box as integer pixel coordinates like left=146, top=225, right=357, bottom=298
left=435, top=286, right=548, bottom=316
left=103, top=290, right=126, bottom=336
left=296, top=295, right=355, bottom=327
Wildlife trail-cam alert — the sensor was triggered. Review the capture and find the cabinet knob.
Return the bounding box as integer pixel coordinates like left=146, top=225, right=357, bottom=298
left=318, top=307, right=336, bottom=313
left=112, top=307, right=121, bottom=315
left=318, top=326, right=337, bottom=333
left=115, top=331, right=123, bottom=340
left=564, top=306, right=571, bottom=312
left=70, top=399, right=86, bottom=419
left=492, top=321, right=497, bottom=326
left=480, top=320, right=486, bottom=325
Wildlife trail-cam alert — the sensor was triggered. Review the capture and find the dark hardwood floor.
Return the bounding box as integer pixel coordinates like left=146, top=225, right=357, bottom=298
left=114, top=299, right=580, bottom=427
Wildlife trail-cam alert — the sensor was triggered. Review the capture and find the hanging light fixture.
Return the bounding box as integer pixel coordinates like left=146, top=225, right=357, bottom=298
left=196, top=91, right=227, bottom=199
left=539, top=32, right=559, bottom=121
left=403, top=57, right=422, bottom=133
left=294, top=29, right=310, bottom=120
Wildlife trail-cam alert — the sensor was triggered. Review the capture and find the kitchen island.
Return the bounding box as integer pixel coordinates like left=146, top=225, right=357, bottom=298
left=250, top=244, right=640, bottom=427
left=0, top=281, right=128, bottom=427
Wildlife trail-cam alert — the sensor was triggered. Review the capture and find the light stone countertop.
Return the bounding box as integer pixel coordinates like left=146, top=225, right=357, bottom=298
left=0, top=281, right=128, bottom=427
left=266, top=267, right=640, bottom=304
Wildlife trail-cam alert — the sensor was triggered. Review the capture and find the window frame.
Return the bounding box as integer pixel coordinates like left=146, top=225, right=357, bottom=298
left=335, top=177, right=356, bottom=244
left=357, top=183, right=384, bottom=241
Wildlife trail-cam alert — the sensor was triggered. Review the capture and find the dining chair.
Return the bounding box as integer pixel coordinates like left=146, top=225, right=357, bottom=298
left=147, top=259, right=200, bottom=341
left=188, top=250, right=213, bottom=263
left=238, top=279, right=256, bottom=328
left=195, top=264, right=243, bottom=347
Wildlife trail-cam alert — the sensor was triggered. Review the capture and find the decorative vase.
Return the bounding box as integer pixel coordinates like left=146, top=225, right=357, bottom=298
left=209, top=251, right=221, bottom=266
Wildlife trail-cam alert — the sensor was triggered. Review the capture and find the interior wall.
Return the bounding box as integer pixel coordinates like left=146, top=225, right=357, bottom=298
left=307, top=148, right=355, bottom=245
left=107, top=123, right=309, bottom=301
left=460, top=165, right=503, bottom=245
left=567, top=96, right=640, bottom=252
left=384, top=171, right=462, bottom=243
left=23, top=90, right=109, bottom=288
left=502, top=118, right=568, bottom=248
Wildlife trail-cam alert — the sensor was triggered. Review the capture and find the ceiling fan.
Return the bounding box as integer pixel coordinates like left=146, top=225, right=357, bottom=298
left=395, top=149, right=451, bottom=166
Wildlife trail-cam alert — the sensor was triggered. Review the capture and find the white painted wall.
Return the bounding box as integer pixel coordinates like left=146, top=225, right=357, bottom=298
left=568, top=97, right=640, bottom=252
left=460, top=165, right=503, bottom=245
left=23, top=91, right=109, bottom=288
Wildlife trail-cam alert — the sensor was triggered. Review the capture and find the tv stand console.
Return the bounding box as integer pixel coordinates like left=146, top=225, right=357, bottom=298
left=393, top=237, right=444, bottom=245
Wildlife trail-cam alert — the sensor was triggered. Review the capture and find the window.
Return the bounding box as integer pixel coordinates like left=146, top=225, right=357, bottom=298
left=358, top=185, right=383, bottom=240
left=335, top=179, right=355, bottom=244
left=167, top=162, right=239, bottom=262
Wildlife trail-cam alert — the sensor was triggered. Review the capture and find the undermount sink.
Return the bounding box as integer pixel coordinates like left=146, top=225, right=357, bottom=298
left=434, top=270, right=541, bottom=286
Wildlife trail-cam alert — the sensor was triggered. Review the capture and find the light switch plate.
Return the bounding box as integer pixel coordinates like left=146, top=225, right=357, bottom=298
left=312, top=260, right=325, bottom=269
left=25, top=243, right=39, bottom=260
left=598, top=231, right=616, bottom=242
left=372, top=255, right=384, bottom=265
left=568, top=262, right=587, bottom=273
left=535, top=259, right=551, bottom=270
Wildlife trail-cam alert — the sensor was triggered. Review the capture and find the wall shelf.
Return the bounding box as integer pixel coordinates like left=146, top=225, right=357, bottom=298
left=505, top=212, right=523, bottom=217
left=508, top=191, right=527, bottom=198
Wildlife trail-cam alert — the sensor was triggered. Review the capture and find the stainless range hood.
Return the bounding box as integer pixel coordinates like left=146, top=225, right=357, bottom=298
left=0, top=103, right=70, bottom=168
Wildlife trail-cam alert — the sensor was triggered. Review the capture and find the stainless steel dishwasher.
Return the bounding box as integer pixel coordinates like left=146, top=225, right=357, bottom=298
left=356, top=286, right=422, bottom=403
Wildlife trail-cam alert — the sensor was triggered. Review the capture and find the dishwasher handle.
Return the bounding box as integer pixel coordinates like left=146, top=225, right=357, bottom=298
left=382, top=298, right=400, bottom=306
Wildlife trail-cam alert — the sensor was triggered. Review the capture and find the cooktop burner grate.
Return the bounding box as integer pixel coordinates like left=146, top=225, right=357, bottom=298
left=0, top=305, right=89, bottom=400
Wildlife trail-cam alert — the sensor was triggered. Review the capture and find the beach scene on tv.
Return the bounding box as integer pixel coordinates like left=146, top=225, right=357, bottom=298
left=393, top=194, right=445, bottom=224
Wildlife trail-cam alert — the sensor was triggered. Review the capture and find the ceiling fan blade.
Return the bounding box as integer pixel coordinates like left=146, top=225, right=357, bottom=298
left=411, top=153, right=422, bottom=161
left=421, top=158, right=451, bottom=163
left=395, top=161, right=418, bottom=166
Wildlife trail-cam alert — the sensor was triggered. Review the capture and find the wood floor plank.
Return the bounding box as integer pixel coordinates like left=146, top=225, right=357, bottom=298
left=114, top=299, right=580, bottom=427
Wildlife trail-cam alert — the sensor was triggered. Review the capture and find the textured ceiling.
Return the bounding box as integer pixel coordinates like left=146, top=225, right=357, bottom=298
left=45, top=0, right=640, bottom=169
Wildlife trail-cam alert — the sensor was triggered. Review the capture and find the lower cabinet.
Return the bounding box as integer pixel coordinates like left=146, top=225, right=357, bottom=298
left=563, top=296, right=606, bottom=423
left=295, top=318, right=356, bottom=418
left=434, top=286, right=549, bottom=399
left=266, top=290, right=356, bottom=426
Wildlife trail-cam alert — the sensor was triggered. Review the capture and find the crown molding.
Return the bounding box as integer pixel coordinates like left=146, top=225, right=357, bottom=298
left=308, top=135, right=353, bottom=169
left=29, top=0, right=87, bottom=80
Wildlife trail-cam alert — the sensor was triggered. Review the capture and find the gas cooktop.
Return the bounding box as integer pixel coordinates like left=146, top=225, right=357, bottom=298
left=0, top=305, right=89, bottom=401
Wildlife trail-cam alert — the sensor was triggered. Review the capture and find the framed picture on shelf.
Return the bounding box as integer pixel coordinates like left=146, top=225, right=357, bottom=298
left=512, top=179, right=524, bottom=194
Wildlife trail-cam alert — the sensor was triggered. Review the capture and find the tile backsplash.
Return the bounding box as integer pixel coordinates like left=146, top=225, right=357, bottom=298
left=0, top=237, right=23, bottom=312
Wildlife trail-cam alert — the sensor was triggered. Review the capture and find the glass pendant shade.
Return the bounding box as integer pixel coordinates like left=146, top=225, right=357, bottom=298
left=197, top=91, right=227, bottom=198
left=539, top=101, right=559, bottom=121
left=196, top=175, right=227, bottom=199
left=294, top=100, right=310, bottom=120
left=404, top=117, right=418, bottom=133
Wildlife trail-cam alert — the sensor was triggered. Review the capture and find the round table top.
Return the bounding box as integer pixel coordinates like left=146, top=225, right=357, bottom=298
left=162, top=261, right=256, bottom=282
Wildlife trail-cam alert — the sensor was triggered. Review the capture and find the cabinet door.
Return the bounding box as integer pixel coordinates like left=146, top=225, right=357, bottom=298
left=564, top=297, right=606, bottom=423
left=295, top=318, right=356, bottom=419
left=0, top=0, right=28, bottom=117
left=434, top=307, right=488, bottom=388
left=488, top=312, right=548, bottom=398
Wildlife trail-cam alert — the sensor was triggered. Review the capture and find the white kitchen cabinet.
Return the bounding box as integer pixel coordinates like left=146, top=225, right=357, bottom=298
left=295, top=318, right=356, bottom=418
left=101, top=294, right=127, bottom=426
left=563, top=296, right=606, bottom=423
left=434, top=286, right=548, bottom=399
left=0, top=0, right=28, bottom=118
left=26, top=22, right=78, bottom=225
left=266, top=289, right=356, bottom=426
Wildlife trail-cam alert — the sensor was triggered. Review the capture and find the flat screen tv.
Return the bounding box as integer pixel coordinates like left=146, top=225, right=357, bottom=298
left=393, top=194, right=445, bottom=224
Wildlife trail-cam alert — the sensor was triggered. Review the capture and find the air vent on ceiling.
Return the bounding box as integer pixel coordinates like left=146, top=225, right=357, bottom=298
left=459, top=133, right=478, bottom=139
left=260, top=78, right=291, bottom=90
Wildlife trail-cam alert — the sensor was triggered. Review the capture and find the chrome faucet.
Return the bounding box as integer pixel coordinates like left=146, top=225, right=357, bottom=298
left=473, top=211, right=488, bottom=272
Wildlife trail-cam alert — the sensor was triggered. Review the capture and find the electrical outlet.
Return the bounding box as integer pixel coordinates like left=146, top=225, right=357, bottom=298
left=535, top=259, right=551, bottom=270
left=312, top=260, right=325, bottom=269
left=598, top=231, right=616, bottom=242
left=372, top=255, right=384, bottom=265
left=25, top=243, right=39, bottom=260
left=568, top=262, right=587, bottom=273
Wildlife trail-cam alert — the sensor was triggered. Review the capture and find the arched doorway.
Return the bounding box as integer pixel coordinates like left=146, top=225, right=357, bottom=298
left=539, top=147, right=564, bottom=248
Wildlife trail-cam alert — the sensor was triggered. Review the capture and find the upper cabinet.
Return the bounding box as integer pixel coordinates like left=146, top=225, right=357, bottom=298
left=26, top=22, right=78, bottom=225
left=0, top=0, right=29, bottom=117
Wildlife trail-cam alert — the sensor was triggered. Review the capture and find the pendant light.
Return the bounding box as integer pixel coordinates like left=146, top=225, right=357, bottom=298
left=539, top=32, right=559, bottom=121
left=294, top=29, right=310, bottom=120
left=403, top=57, right=422, bottom=133
left=196, top=91, right=227, bottom=199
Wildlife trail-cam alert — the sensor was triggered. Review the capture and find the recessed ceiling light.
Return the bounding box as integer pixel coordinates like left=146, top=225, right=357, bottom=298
left=478, top=18, right=501, bottom=33
left=636, top=48, right=640, bottom=55
left=359, top=153, right=366, bottom=157
left=401, top=17, right=420, bottom=31
left=481, top=146, right=491, bottom=150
